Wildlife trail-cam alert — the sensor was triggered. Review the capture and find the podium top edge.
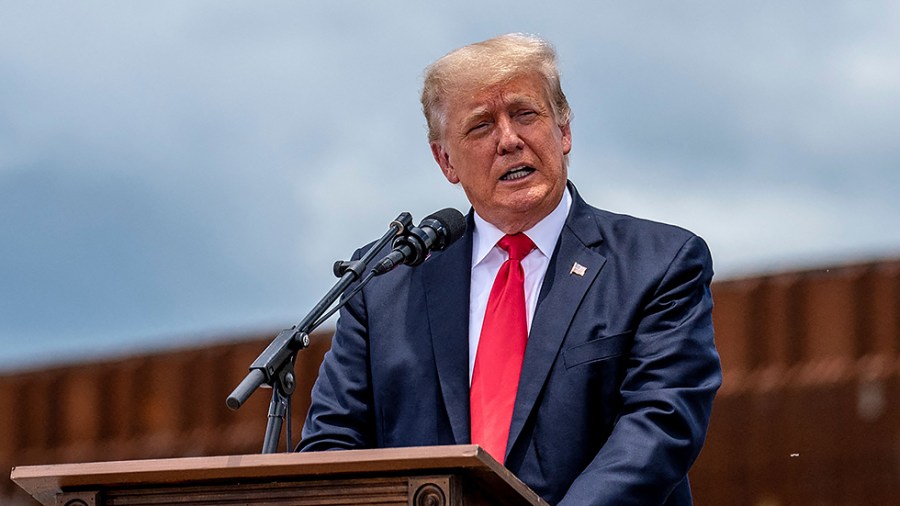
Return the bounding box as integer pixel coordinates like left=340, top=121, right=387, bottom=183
left=10, top=445, right=545, bottom=506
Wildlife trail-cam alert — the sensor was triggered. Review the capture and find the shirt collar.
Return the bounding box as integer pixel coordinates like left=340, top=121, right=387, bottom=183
left=472, top=187, right=572, bottom=267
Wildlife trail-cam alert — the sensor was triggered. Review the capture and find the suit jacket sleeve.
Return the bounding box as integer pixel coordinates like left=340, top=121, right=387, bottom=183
left=297, top=249, right=377, bottom=451
left=559, top=235, right=721, bottom=505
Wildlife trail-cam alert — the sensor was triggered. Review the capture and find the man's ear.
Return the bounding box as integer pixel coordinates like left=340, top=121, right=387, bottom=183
left=560, top=121, right=572, bottom=155
left=431, top=142, right=459, bottom=184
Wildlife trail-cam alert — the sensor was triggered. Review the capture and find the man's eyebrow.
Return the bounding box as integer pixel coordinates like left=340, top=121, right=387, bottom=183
left=461, top=107, right=491, bottom=127
left=461, top=95, right=542, bottom=125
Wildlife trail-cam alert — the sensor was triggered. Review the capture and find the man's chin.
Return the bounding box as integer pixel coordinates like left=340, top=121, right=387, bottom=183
left=480, top=200, right=555, bottom=233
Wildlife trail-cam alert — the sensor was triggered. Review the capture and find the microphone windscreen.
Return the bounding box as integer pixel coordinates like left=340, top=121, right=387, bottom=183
left=425, top=208, right=467, bottom=249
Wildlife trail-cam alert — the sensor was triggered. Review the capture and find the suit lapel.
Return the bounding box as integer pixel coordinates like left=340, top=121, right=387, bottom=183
left=422, top=218, right=474, bottom=444
left=506, top=188, right=607, bottom=457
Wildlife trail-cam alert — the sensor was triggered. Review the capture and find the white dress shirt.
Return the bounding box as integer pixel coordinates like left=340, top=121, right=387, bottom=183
left=468, top=188, right=572, bottom=383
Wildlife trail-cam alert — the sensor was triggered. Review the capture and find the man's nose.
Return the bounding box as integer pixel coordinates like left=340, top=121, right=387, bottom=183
left=496, top=116, right=524, bottom=155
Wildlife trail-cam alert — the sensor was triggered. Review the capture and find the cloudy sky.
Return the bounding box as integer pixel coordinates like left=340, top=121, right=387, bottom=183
left=2, top=1, right=898, bottom=371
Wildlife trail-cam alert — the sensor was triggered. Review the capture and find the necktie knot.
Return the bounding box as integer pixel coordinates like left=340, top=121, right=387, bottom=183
left=498, top=233, right=535, bottom=262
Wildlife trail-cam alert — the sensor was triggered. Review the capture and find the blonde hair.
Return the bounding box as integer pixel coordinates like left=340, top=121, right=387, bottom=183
left=421, top=33, right=571, bottom=143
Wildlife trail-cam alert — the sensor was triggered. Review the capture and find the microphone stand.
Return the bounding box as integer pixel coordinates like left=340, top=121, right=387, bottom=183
left=226, top=212, right=413, bottom=453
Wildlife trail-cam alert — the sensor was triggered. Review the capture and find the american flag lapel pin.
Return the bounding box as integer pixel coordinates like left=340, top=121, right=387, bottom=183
left=570, top=262, right=587, bottom=277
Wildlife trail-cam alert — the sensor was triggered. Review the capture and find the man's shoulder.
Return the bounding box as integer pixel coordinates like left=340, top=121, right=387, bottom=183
left=572, top=198, right=714, bottom=285
left=576, top=200, right=701, bottom=247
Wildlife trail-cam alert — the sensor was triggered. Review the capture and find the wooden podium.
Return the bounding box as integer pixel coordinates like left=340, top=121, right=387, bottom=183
left=11, top=445, right=548, bottom=506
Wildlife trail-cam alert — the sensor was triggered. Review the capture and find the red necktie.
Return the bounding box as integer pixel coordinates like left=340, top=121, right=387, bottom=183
left=470, top=233, right=536, bottom=463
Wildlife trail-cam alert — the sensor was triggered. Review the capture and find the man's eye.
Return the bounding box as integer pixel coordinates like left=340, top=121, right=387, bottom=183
left=468, top=122, right=490, bottom=133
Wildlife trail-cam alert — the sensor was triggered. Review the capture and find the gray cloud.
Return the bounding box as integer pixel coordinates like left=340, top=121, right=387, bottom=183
left=1, top=1, right=898, bottom=369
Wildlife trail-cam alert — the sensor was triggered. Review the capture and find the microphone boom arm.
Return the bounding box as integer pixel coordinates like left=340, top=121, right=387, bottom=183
left=225, top=212, right=412, bottom=453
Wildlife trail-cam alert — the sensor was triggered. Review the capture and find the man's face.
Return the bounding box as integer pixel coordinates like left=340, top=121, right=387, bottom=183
left=430, top=72, right=572, bottom=234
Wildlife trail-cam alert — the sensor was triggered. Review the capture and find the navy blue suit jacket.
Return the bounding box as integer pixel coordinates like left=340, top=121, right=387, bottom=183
left=299, top=183, right=721, bottom=505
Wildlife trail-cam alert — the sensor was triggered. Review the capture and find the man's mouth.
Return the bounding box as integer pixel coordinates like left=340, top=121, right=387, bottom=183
left=499, top=166, right=536, bottom=181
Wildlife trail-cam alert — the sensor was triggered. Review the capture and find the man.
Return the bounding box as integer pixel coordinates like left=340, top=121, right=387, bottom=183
left=298, top=34, right=721, bottom=505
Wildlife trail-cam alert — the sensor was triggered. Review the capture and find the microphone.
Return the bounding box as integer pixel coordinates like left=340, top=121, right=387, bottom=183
left=372, top=208, right=466, bottom=275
